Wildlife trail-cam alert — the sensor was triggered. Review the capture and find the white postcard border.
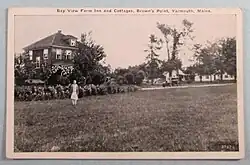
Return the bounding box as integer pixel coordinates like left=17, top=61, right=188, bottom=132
left=6, top=7, right=245, bottom=159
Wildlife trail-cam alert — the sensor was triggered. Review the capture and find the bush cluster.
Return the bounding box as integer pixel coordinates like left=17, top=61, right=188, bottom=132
left=14, top=84, right=140, bottom=101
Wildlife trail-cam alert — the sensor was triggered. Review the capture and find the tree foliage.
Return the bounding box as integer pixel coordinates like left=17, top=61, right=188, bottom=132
left=220, top=37, right=237, bottom=78
left=72, top=32, right=107, bottom=84
left=156, top=19, right=194, bottom=76
left=192, top=37, right=236, bottom=81
left=157, top=19, right=194, bottom=60
left=144, top=34, right=162, bottom=84
left=160, top=58, right=182, bottom=75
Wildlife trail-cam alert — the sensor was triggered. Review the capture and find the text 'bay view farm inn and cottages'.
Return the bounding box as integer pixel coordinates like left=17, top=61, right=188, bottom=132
left=18, top=30, right=235, bottom=85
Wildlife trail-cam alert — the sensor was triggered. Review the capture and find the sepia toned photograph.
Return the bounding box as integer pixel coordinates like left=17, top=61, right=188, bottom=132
left=6, top=8, right=244, bottom=159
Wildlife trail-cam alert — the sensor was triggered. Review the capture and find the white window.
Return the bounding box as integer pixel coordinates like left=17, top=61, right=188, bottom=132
left=28, top=50, right=33, bottom=60
left=35, top=57, right=40, bottom=68
left=70, top=39, right=76, bottom=46
left=56, top=49, right=62, bottom=59
left=65, top=50, right=72, bottom=59
left=43, top=49, right=48, bottom=59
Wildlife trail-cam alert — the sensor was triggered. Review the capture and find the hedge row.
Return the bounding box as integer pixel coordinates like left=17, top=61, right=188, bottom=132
left=14, top=84, right=140, bottom=101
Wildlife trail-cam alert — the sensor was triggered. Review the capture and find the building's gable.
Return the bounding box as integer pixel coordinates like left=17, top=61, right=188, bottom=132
left=23, top=30, right=78, bottom=51
left=51, top=30, right=78, bottom=49
left=23, top=34, right=55, bottom=51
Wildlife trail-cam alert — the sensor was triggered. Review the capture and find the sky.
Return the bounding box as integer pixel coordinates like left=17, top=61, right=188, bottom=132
left=14, top=14, right=236, bottom=69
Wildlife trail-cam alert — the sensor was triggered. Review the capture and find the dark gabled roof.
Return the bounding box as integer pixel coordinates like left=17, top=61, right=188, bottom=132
left=23, top=30, right=78, bottom=51
left=63, top=35, right=78, bottom=40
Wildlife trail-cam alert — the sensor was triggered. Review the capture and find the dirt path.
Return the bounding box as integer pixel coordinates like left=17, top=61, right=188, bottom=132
left=140, top=83, right=235, bottom=91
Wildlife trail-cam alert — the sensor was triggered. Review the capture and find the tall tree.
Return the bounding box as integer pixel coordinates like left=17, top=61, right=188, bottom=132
left=144, top=34, right=162, bottom=84
left=192, top=44, right=203, bottom=63
left=73, top=32, right=107, bottom=84
left=157, top=19, right=193, bottom=77
left=192, top=37, right=236, bottom=82
left=14, top=53, right=27, bottom=85
left=114, top=67, right=129, bottom=77
left=220, top=37, right=237, bottom=80
left=200, top=48, right=216, bottom=82
left=160, top=58, right=182, bottom=76
left=192, top=42, right=218, bottom=82
left=157, top=19, right=194, bottom=61
left=202, top=40, right=231, bottom=81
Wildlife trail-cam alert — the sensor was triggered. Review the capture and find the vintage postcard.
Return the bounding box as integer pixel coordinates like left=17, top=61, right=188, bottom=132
left=6, top=7, right=244, bottom=159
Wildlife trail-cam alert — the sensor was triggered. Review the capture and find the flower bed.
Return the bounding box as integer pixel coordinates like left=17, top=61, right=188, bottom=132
left=14, top=84, right=141, bottom=102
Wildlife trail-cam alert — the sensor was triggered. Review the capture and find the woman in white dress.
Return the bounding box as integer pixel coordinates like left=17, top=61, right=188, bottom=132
left=70, top=80, right=79, bottom=106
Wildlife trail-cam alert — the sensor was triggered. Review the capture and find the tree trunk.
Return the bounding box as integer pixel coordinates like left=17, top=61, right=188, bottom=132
left=171, top=43, right=177, bottom=60
left=171, top=33, right=181, bottom=60
left=199, top=75, right=202, bottom=82
left=166, top=41, right=170, bottom=60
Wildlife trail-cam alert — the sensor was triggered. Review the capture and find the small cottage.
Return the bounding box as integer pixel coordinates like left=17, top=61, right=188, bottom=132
left=163, top=69, right=186, bottom=82
left=194, top=73, right=235, bottom=82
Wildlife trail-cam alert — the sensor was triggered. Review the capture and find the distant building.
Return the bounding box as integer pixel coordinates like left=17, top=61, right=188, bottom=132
left=163, top=69, right=186, bottom=82
left=194, top=73, right=235, bottom=82
left=23, top=30, right=78, bottom=69
left=162, top=69, right=235, bottom=82
left=163, top=70, right=186, bottom=79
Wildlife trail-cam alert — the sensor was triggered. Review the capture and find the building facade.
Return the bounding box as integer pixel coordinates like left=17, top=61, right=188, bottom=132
left=194, top=73, right=235, bottom=82
left=162, top=70, right=235, bottom=83
left=23, top=30, right=78, bottom=69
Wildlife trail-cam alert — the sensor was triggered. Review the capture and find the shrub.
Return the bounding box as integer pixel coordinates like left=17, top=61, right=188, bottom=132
left=78, top=87, right=84, bottom=98
left=124, top=73, right=135, bottom=84
left=97, top=84, right=107, bottom=95
left=83, top=85, right=92, bottom=96
left=91, top=84, right=98, bottom=95
left=116, top=75, right=125, bottom=85
left=91, top=72, right=105, bottom=85
left=135, top=70, right=145, bottom=85
left=14, top=83, right=140, bottom=102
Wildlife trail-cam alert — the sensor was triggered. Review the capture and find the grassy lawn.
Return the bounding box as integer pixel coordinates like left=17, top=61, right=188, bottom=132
left=14, top=84, right=239, bottom=152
